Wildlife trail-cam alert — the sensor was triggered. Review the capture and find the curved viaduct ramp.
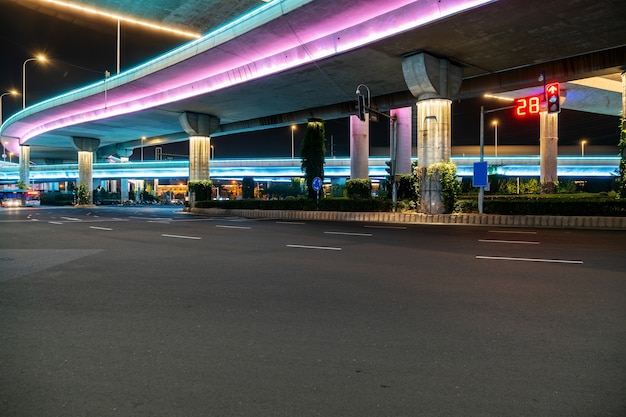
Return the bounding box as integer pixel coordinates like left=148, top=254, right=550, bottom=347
left=1, top=0, right=625, bottom=162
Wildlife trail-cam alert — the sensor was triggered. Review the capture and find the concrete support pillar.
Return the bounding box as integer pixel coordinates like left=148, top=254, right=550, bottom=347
left=120, top=179, right=129, bottom=202
left=402, top=53, right=462, bottom=214
left=390, top=107, right=412, bottom=175
left=416, top=99, right=452, bottom=168
left=19, top=145, right=30, bottom=188
left=77, top=151, right=94, bottom=203
left=539, top=111, right=559, bottom=193
left=72, top=137, right=101, bottom=205
left=179, top=112, right=220, bottom=183
left=350, top=114, right=369, bottom=179
left=189, top=136, right=211, bottom=182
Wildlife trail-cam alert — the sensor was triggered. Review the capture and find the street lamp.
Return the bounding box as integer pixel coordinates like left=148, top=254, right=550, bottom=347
left=581, top=139, right=587, bottom=157
left=22, top=55, right=47, bottom=108
left=492, top=120, right=498, bottom=158
left=291, top=125, right=296, bottom=158
left=1, top=90, right=18, bottom=124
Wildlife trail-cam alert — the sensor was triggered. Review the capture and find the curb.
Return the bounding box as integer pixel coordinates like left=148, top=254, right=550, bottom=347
left=190, top=208, right=626, bottom=230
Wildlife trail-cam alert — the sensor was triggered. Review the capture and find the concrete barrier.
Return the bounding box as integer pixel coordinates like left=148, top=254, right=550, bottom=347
left=191, top=207, right=626, bottom=230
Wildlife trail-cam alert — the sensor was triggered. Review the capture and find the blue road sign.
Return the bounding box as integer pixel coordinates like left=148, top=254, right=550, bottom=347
left=473, top=162, right=488, bottom=187
left=312, top=177, right=322, bottom=191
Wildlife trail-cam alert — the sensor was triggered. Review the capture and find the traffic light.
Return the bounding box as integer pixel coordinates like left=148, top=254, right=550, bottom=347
left=385, top=160, right=395, bottom=177
left=545, top=82, right=560, bottom=113
left=356, top=93, right=366, bottom=121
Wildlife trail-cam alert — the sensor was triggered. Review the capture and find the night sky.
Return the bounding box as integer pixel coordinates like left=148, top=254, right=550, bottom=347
left=0, top=1, right=620, bottom=160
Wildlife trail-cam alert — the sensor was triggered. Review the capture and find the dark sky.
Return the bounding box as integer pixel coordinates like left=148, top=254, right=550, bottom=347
left=1, top=1, right=620, bottom=159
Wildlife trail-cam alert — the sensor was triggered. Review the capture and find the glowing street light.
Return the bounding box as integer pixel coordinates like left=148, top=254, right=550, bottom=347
left=492, top=120, right=499, bottom=158
left=291, top=125, right=297, bottom=158
left=581, top=139, right=587, bottom=157
left=1, top=90, right=19, bottom=124
left=42, top=0, right=200, bottom=74
left=22, top=55, right=47, bottom=108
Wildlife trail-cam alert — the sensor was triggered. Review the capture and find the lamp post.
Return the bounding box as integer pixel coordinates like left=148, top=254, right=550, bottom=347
left=492, top=120, right=498, bottom=158
left=1, top=90, right=18, bottom=124
left=479, top=104, right=514, bottom=214
left=22, top=55, right=46, bottom=108
left=291, top=125, right=296, bottom=158
left=581, top=139, right=587, bottom=157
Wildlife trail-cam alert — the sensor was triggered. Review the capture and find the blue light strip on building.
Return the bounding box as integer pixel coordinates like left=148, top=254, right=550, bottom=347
left=0, top=156, right=619, bottom=183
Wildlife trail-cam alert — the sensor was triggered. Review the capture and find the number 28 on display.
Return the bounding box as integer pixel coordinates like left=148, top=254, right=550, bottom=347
left=514, top=96, right=541, bottom=117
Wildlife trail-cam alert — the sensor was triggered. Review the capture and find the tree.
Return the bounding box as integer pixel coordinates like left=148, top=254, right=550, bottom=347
left=242, top=177, right=255, bottom=199
left=300, top=118, right=326, bottom=199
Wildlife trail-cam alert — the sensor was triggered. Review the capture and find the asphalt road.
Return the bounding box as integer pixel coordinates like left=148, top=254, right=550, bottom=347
left=1, top=206, right=625, bottom=417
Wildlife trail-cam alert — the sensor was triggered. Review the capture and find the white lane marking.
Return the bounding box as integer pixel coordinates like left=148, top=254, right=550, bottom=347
left=276, top=221, right=306, bottom=225
left=476, top=255, right=583, bottom=264
left=161, top=234, right=202, bottom=240
left=489, top=230, right=537, bottom=235
left=216, top=225, right=251, bottom=230
left=479, top=239, right=539, bottom=245
left=61, top=217, right=80, bottom=221
left=90, top=226, right=113, bottom=231
left=287, top=244, right=342, bottom=251
left=148, top=220, right=171, bottom=224
left=48, top=221, right=64, bottom=225
left=324, top=231, right=372, bottom=237
left=364, top=225, right=407, bottom=230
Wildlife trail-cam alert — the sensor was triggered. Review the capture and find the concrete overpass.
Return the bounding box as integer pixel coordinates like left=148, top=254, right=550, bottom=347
left=2, top=0, right=624, bottom=160
left=0, top=0, right=626, bottom=208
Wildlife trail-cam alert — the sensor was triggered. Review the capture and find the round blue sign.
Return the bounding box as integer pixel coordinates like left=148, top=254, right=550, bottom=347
left=312, top=177, right=322, bottom=191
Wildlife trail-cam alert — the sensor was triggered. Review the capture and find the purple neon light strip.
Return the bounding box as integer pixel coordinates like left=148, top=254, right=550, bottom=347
left=8, top=0, right=493, bottom=145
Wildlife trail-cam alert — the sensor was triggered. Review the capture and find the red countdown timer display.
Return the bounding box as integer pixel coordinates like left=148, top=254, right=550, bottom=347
left=514, top=95, right=542, bottom=117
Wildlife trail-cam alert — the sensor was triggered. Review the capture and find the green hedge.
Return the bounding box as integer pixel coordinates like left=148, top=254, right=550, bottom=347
left=195, top=197, right=392, bottom=212
left=41, top=191, right=75, bottom=206
left=483, top=198, right=626, bottom=216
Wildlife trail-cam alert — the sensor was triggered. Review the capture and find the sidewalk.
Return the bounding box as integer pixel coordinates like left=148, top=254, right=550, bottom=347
left=190, top=208, right=626, bottom=230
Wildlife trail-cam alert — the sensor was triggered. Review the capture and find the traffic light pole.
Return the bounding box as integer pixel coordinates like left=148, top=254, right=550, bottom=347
left=355, top=84, right=399, bottom=204
left=479, top=104, right=515, bottom=214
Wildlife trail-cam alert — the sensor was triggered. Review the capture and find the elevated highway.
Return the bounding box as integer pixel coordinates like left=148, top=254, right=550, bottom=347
left=1, top=0, right=624, bottom=163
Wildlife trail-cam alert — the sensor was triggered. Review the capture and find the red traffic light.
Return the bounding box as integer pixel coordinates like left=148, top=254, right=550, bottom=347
left=545, top=82, right=560, bottom=113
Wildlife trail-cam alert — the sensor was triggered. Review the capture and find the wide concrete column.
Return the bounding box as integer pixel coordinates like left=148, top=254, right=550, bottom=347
left=390, top=107, right=412, bottom=175
left=19, top=145, right=30, bottom=188
left=73, top=137, right=101, bottom=205
left=179, top=112, right=220, bottom=182
left=350, top=114, right=369, bottom=179
left=539, top=112, right=559, bottom=193
left=402, top=52, right=462, bottom=214
left=416, top=99, right=452, bottom=168
left=189, top=136, right=211, bottom=181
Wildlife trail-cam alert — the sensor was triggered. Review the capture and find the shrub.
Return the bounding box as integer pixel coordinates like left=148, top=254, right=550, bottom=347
left=77, top=183, right=90, bottom=205
left=188, top=180, right=213, bottom=202
left=346, top=179, right=372, bottom=199
left=426, top=161, right=461, bottom=213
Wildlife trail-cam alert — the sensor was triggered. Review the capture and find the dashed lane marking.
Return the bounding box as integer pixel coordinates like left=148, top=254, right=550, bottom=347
left=476, top=255, right=583, bottom=264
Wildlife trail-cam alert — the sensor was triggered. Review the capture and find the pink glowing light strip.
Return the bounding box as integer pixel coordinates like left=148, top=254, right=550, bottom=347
left=3, top=0, right=494, bottom=147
